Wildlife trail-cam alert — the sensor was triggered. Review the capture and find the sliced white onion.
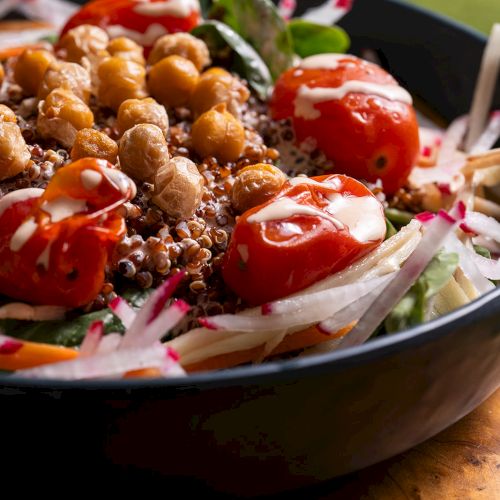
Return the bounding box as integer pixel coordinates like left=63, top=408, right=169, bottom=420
left=338, top=206, right=465, bottom=349
left=15, top=342, right=176, bottom=380
left=470, top=111, right=500, bottom=154
left=79, top=320, right=104, bottom=357
left=470, top=251, right=500, bottom=279
left=465, top=210, right=500, bottom=242
left=438, top=115, right=469, bottom=163
left=409, top=157, right=466, bottom=190
left=109, top=296, right=136, bottom=329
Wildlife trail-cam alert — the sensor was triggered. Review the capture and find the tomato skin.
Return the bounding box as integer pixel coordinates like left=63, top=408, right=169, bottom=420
left=0, top=158, right=134, bottom=308
left=222, top=174, right=385, bottom=305
left=270, top=57, right=420, bottom=194
left=61, top=0, right=201, bottom=51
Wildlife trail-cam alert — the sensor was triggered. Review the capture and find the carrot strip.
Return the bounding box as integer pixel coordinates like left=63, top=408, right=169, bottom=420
left=0, top=44, right=46, bottom=60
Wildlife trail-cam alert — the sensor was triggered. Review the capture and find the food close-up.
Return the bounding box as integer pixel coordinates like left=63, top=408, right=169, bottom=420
left=0, top=0, right=498, bottom=385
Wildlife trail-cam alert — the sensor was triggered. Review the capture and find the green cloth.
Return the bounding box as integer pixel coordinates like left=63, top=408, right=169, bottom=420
left=407, top=0, right=500, bottom=35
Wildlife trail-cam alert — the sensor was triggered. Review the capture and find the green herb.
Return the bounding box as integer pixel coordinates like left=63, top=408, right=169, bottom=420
left=288, top=19, right=349, bottom=58
left=0, top=288, right=150, bottom=347
left=384, top=208, right=415, bottom=227
left=38, top=34, right=58, bottom=44
left=385, top=251, right=459, bottom=333
left=474, top=244, right=492, bottom=259
left=385, top=218, right=397, bottom=240
left=191, top=20, right=273, bottom=99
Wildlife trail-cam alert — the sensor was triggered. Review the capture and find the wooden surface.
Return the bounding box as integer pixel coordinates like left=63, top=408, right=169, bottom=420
left=313, top=389, right=500, bottom=499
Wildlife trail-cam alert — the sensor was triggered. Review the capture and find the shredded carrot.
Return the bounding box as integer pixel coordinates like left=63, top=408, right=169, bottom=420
left=0, top=44, right=47, bottom=60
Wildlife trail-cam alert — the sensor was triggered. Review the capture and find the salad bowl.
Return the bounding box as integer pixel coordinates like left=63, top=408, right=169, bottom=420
left=1, top=0, right=500, bottom=495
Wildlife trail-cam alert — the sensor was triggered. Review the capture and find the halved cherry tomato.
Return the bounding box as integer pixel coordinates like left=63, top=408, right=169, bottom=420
left=0, top=158, right=135, bottom=308
left=222, top=174, right=386, bottom=305
left=270, top=55, right=420, bottom=194
left=61, top=0, right=201, bottom=52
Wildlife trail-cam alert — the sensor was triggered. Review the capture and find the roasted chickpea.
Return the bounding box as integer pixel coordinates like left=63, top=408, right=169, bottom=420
left=0, top=105, right=17, bottom=123
left=119, top=124, right=169, bottom=181
left=117, top=97, right=169, bottom=137
left=153, top=156, right=204, bottom=219
left=58, top=24, right=109, bottom=63
left=231, top=164, right=287, bottom=213
left=37, top=88, right=94, bottom=148
left=148, top=55, right=199, bottom=108
left=148, top=33, right=210, bottom=70
left=71, top=128, right=118, bottom=163
left=191, top=103, right=245, bottom=163
left=0, top=122, right=30, bottom=180
left=107, top=37, right=145, bottom=66
left=190, top=67, right=250, bottom=118
left=98, top=57, right=147, bottom=111
left=38, top=61, right=91, bottom=103
left=14, top=49, right=56, bottom=96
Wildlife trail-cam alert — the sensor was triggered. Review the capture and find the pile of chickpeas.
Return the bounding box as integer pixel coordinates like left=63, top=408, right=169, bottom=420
left=0, top=24, right=288, bottom=315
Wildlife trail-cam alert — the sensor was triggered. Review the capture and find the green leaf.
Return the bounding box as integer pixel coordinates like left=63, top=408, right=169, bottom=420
left=384, top=208, right=415, bottom=227
left=0, top=288, right=151, bottom=347
left=385, top=218, right=397, bottom=240
left=288, top=19, right=350, bottom=58
left=385, top=252, right=459, bottom=333
left=474, top=244, right=492, bottom=259
left=229, top=0, right=294, bottom=80
left=191, top=20, right=273, bottom=99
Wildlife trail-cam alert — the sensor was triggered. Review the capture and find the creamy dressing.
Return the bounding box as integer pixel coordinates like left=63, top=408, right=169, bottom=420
left=299, top=53, right=358, bottom=71
left=0, top=188, right=43, bottom=218
left=106, top=23, right=168, bottom=46
left=294, top=81, right=413, bottom=120
left=326, top=194, right=386, bottom=242
left=81, top=169, right=103, bottom=190
left=104, top=168, right=136, bottom=198
left=41, top=197, right=87, bottom=223
left=289, top=176, right=342, bottom=190
left=133, top=0, right=199, bottom=17
left=10, top=217, right=38, bottom=252
left=248, top=197, right=343, bottom=229
left=36, top=240, right=53, bottom=270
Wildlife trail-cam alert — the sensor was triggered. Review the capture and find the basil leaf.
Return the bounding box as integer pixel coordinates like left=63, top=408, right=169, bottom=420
left=288, top=19, right=350, bottom=58
left=0, top=288, right=151, bottom=347
left=385, top=252, right=459, bottom=333
left=191, top=20, right=273, bottom=99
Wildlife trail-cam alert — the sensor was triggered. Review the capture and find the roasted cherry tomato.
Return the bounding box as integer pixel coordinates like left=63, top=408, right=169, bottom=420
left=222, top=174, right=386, bottom=305
left=270, top=54, right=420, bottom=194
left=61, top=0, right=201, bottom=52
left=0, top=158, right=135, bottom=308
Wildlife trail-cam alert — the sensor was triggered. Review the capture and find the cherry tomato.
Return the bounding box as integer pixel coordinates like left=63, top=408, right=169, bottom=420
left=222, top=174, right=386, bottom=305
left=61, top=0, right=201, bottom=52
left=0, top=158, right=135, bottom=308
left=270, top=55, right=420, bottom=194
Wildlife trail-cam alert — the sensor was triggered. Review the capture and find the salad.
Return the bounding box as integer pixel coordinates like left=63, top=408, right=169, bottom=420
left=0, top=0, right=499, bottom=380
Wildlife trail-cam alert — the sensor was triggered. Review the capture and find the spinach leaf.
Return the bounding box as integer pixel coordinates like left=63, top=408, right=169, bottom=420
left=385, top=252, right=459, bottom=333
left=0, top=288, right=150, bottom=347
left=191, top=20, right=273, bottom=99
left=288, top=19, right=349, bottom=58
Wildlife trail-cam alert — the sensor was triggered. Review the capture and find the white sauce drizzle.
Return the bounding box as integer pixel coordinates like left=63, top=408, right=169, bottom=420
left=294, top=81, right=413, bottom=120
left=248, top=197, right=343, bottom=229
left=104, top=168, right=136, bottom=198
left=237, top=244, right=249, bottom=263
left=134, top=0, right=199, bottom=17
left=0, top=188, right=43, bottom=219
left=42, top=197, right=87, bottom=223
left=299, top=53, right=358, bottom=71
left=36, top=240, right=54, bottom=270
left=10, top=217, right=38, bottom=252
left=106, top=23, right=168, bottom=46
left=289, top=176, right=342, bottom=190
left=81, top=169, right=103, bottom=190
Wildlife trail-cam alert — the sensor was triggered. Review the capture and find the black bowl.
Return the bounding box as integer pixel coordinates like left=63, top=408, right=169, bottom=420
left=2, top=0, right=500, bottom=495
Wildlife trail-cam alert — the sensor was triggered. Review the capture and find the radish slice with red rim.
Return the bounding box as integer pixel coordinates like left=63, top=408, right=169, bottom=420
left=79, top=320, right=104, bottom=357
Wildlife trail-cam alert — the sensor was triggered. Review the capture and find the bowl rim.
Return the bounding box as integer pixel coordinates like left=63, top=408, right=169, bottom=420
left=1, top=0, right=497, bottom=392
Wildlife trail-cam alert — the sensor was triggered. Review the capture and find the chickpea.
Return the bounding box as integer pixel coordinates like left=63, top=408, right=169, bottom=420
left=37, top=88, right=94, bottom=148
left=148, top=55, right=199, bottom=108
left=58, top=24, right=109, bottom=63
left=231, top=164, right=287, bottom=213
left=191, top=103, right=245, bottom=163
left=0, top=122, right=30, bottom=180
left=190, top=67, right=250, bottom=118
left=153, top=156, right=204, bottom=219
left=71, top=128, right=118, bottom=163
left=119, top=124, right=169, bottom=182
left=107, top=37, right=145, bottom=66
left=148, top=33, right=210, bottom=71
left=98, top=57, right=147, bottom=111
left=38, top=61, right=91, bottom=103
left=117, top=97, right=169, bottom=137
left=14, top=49, right=56, bottom=96
left=0, top=104, right=17, bottom=123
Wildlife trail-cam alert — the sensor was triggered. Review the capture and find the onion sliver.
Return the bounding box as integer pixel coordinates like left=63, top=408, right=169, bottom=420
left=470, top=111, right=500, bottom=154
left=465, top=211, right=500, bottom=242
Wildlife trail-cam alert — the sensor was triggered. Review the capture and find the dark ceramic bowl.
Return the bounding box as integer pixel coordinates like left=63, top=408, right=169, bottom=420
left=2, top=0, right=500, bottom=495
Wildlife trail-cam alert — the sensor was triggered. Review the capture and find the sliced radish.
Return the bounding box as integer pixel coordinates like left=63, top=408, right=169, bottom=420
left=79, top=320, right=104, bottom=357
left=438, top=115, right=469, bottom=163
left=338, top=206, right=465, bottom=349
left=109, top=296, right=136, bottom=329
left=409, top=157, right=466, bottom=190
left=0, top=335, right=23, bottom=355
left=96, top=333, right=123, bottom=354
left=470, top=111, right=500, bottom=154
left=465, top=211, right=500, bottom=242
